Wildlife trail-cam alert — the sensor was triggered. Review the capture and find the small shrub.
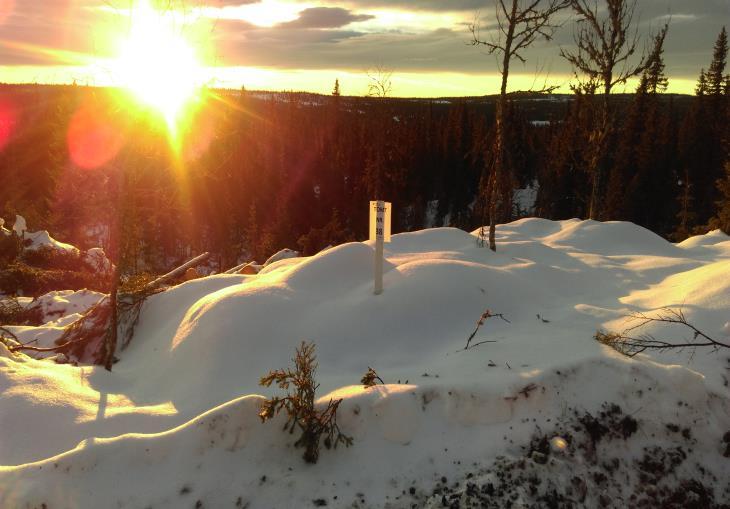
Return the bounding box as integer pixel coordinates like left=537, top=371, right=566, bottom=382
left=259, top=341, right=352, bottom=464
left=0, top=233, right=23, bottom=266
left=361, top=367, right=384, bottom=388
left=0, top=262, right=109, bottom=297
left=0, top=296, right=43, bottom=326
left=20, top=246, right=86, bottom=271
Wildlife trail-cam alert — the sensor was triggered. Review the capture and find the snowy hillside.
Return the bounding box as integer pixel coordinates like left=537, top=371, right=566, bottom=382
left=1, top=219, right=729, bottom=508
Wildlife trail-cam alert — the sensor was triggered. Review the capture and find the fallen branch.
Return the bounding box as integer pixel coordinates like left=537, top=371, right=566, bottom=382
left=224, top=262, right=248, bottom=274
left=465, top=309, right=510, bottom=350
left=144, top=252, right=210, bottom=290
left=8, top=253, right=211, bottom=365
left=0, top=325, right=19, bottom=343
left=596, top=307, right=730, bottom=357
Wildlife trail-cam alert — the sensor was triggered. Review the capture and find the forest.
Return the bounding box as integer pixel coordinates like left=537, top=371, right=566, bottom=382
left=0, top=27, right=728, bottom=277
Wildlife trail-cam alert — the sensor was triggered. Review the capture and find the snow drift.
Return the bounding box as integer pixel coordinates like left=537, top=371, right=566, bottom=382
left=1, top=219, right=729, bottom=508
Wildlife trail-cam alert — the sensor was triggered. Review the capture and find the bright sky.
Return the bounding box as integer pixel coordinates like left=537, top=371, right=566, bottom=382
left=0, top=0, right=726, bottom=97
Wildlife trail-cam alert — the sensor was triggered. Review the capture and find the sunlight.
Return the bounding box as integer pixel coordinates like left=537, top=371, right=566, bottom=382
left=111, top=0, right=204, bottom=130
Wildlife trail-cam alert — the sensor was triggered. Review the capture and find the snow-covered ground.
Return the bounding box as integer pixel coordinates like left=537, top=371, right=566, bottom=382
left=1, top=219, right=729, bottom=508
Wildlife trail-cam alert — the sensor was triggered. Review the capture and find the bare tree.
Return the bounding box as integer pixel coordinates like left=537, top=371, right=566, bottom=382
left=366, top=65, right=393, bottom=98
left=560, top=0, right=665, bottom=219
left=470, top=0, right=569, bottom=251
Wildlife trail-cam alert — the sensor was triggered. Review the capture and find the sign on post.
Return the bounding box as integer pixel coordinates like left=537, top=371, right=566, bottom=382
left=369, top=200, right=391, bottom=295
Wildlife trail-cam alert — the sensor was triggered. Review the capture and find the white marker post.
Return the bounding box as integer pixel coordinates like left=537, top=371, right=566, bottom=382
left=369, top=200, right=391, bottom=295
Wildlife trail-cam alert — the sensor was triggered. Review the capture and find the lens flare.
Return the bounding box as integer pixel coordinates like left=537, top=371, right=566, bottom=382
left=67, top=103, right=124, bottom=169
left=0, top=99, right=18, bottom=152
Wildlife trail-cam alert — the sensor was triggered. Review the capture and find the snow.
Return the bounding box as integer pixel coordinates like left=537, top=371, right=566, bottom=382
left=1, top=219, right=729, bottom=508
left=512, top=180, right=538, bottom=216
left=84, top=247, right=113, bottom=273
left=24, top=229, right=79, bottom=254
left=2, top=214, right=112, bottom=269
left=12, top=214, right=26, bottom=236
left=263, top=247, right=300, bottom=266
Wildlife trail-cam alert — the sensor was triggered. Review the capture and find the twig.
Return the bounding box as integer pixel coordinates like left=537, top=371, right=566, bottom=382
left=0, top=325, right=18, bottom=343
left=465, top=309, right=510, bottom=350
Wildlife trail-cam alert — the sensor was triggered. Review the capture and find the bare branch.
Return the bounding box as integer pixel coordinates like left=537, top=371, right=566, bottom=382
left=465, top=309, right=510, bottom=350
left=596, top=307, right=730, bottom=357
left=366, top=65, right=393, bottom=98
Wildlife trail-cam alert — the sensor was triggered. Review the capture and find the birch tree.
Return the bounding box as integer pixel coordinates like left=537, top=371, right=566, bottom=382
left=470, top=0, right=569, bottom=251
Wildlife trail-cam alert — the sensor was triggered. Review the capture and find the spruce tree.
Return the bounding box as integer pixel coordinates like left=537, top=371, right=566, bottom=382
left=709, top=163, right=730, bottom=234
left=707, top=27, right=728, bottom=97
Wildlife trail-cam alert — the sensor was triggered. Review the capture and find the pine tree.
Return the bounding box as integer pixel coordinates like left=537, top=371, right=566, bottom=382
left=605, top=25, right=671, bottom=229
left=695, top=70, right=708, bottom=95
left=707, top=27, right=728, bottom=97
left=709, top=162, right=730, bottom=234
left=332, top=79, right=341, bottom=97
left=675, top=27, right=730, bottom=236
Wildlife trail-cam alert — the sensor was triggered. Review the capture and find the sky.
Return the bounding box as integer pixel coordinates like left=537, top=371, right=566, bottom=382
left=0, top=0, right=727, bottom=97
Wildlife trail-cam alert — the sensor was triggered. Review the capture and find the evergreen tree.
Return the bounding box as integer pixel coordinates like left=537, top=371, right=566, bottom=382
left=707, top=27, right=728, bottom=97
left=708, top=162, right=730, bottom=234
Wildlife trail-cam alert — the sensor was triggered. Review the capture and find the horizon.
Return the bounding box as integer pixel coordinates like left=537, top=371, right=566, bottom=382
left=0, top=1, right=725, bottom=98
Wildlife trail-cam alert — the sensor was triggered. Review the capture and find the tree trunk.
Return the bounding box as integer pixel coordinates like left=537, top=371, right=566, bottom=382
left=587, top=90, right=611, bottom=220
left=489, top=97, right=507, bottom=251
left=488, top=2, right=515, bottom=251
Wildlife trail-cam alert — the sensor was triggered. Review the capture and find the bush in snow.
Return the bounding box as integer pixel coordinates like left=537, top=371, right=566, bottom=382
left=259, top=341, right=352, bottom=464
left=0, top=297, right=43, bottom=326
left=361, top=367, right=384, bottom=388
left=21, top=245, right=87, bottom=272
left=0, top=231, right=23, bottom=267
left=0, top=262, right=108, bottom=297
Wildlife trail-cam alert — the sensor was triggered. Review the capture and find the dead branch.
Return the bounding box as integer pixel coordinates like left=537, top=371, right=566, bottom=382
left=595, top=307, right=730, bottom=357
left=8, top=253, right=211, bottom=364
left=144, top=252, right=210, bottom=290
left=224, top=261, right=248, bottom=274
left=465, top=309, right=511, bottom=349
left=0, top=325, right=19, bottom=343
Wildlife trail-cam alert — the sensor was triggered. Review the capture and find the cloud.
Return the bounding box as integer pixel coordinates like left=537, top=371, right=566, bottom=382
left=212, top=0, right=261, bottom=5
left=281, top=7, right=374, bottom=29
left=0, top=0, right=727, bottom=87
left=341, top=0, right=489, bottom=12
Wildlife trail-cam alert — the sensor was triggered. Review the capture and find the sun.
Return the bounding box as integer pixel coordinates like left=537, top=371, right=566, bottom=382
left=112, top=1, right=204, bottom=129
